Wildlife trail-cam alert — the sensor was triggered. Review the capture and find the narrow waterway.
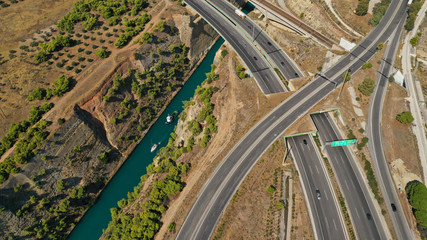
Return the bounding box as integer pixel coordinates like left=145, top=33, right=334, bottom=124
left=68, top=38, right=224, bottom=240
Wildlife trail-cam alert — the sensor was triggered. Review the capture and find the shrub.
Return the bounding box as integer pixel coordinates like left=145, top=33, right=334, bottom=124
left=358, top=78, right=376, bottom=96
left=57, top=118, right=65, bottom=125
left=362, top=62, right=373, bottom=69
left=33, top=51, right=48, bottom=63
left=57, top=179, right=64, bottom=191
left=396, top=111, right=414, bottom=124
left=168, top=222, right=176, bottom=231
left=410, top=36, right=419, bottom=46
left=355, top=0, right=369, bottom=16
left=95, top=48, right=109, bottom=59
left=221, top=49, right=228, bottom=58
left=27, top=87, right=45, bottom=101
left=267, top=185, right=276, bottom=194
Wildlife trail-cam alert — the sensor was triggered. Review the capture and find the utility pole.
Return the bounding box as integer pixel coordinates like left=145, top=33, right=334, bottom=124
left=337, top=69, right=351, bottom=100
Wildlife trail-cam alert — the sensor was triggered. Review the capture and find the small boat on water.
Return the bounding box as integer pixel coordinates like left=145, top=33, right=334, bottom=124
left=165, top=111, right=179, bottom=125
left=150, top=143, right=158, bottom=152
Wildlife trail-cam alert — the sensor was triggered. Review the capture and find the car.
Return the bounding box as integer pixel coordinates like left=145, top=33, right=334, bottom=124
left=253, top=56, right=258, bottom=60
left=316, top=189, right=321, bottom=200
left=303, top=139, right=307, bottom=145
left=366, top=213, right=372, bottom=220
left=391, top=203, right=397, bottom=212
left=267, top=41, right=272, bottom=46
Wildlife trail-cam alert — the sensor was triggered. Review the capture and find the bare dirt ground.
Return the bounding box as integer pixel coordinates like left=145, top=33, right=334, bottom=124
left=332, top=0, right=373, bottom=36
left=284, top=0, right=356, bottom=43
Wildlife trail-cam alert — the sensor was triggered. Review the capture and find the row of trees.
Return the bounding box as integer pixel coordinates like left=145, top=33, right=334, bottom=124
left=405, top=0, right=423, bottom=31
left=407, top=181, right=427, bottom=228
left=27, top=75, right=72, bottom=101
left=57, top=0, right=148, bottom=31
left=0, top=103, right=54, bottom=184
left=369, top=0, right=391, bottom=26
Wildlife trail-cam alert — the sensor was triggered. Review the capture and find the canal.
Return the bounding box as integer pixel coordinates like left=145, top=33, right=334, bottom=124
left=68, top=38, right=224, bottom=239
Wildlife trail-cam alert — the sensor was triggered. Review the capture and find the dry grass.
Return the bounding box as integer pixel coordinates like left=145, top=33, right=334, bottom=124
left=332, top=0, right=373, bottom=36
left=0, top=0, right=79, bottom=57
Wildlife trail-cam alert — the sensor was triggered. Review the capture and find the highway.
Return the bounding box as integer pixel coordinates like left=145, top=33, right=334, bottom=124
left=185, top=0, right=286, bottom=94
left=205, top=0, right=305, bottom=79
left=289, top=135, right=348, bottom=240
left=311, top=113, right=386, bottom=240
left=367, top=13, right=415, bottom=240
left=176, top=1, right=408, bottom=239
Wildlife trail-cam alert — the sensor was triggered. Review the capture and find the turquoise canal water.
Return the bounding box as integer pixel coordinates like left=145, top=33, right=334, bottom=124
left=68, top=38, right=224, bottom=240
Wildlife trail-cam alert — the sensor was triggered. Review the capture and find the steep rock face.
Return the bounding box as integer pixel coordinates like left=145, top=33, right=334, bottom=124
left=177, top=15, right=219, bottom=62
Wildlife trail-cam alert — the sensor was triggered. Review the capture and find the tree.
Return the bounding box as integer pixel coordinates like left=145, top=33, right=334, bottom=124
left=410, top=36, right=419, bottom=46
left=140, top=32, right=153, bottom=43
left=377, top=42, right=384, bottom=51
left=358, top=78, right=376, bottom=96
left=57, top=179, right=64, bottom=191
left=53, top=75, right=71, bottom=96
left=168, top=222, right=176, bottom=231
left=276, top=201, right=285, bottom=210
left=396, top=111, right=414, bottom=124
left=406, top=181, right=427, bottom=228
left=34, top=51, right=48, bottom=63
left=343, top=71, right=351, bottom=82
left=95, top=48, right=109, bottom=59
left=267, top=185, right=276, bottom=194
left=27, top=87, right=45, bottom=101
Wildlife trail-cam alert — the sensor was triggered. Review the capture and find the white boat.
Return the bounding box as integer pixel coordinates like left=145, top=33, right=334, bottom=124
left=165, top=111, right=178, bottom=125
left=151, top=143, right=158, bottom=152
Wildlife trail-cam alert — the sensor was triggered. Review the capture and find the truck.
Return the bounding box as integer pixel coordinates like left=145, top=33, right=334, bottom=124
left=235, top=9, right=246, bottom=19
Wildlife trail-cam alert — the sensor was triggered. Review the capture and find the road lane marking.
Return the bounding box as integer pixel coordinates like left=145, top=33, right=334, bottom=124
left=345, top=179, right=350, bottom=191
left=355, top=209, right=360, bottom=219
left=315, top=165, right=320, bottom=174
left=333, top=219, right=338, bottom=231
left=309, top=165, right=313, bottom=175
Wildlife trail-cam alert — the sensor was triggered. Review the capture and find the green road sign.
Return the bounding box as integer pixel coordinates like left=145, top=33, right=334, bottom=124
left=331, top=139, right=356, bottom=147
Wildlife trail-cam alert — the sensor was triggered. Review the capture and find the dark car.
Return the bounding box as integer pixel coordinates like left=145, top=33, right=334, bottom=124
left=366, top=213, right=372, bottom=220
left=253, top=56, right=258, bottom=61
left=316, top=189, right=321, bottom=200
left=303, top=139, right=307, bottom=145
left=391, top=203, right=397, bottom=212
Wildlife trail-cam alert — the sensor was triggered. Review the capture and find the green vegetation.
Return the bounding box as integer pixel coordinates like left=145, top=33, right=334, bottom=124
left=410, top=36, right=419, bottom=46
left=40, top=36, right=73, bottom=53
left=406, top=181, right=427, bottom=227
left=358, top=78, right=376, bottom=96
left=377, top=42, right=384, bottom=51
left=355, top=0, right=370, bottom=16
left=57, top=179, right=65, bottom=191
left=361, top=153, right=383, bottom=204
left=357, top=137, right=369, bottom=150
left=95, top=48, right=109, bottom=58
left=267, top=185, right=276, bottom=194
left=114, top=13, right=151, bottom=48
left=343, top=71, right=351, bottom=82
left=140, top=32, right=154, bottom=44
left=220, top=49, right=228, bottom=59
left=27, top=75, right=71, bottom=101
left=0, top=102, right=53, bottom=183
left=57, top=0, right=148, bottom=31
left=396, top=111, right=414, bottom=124
left=405, top=0, right=423, bottom=31
left=103, top=63, right=218, bottom=240
left=235, top=65, right=247, bottom=79
left=362, top=62, right=373, bottom=69
left=369, top=0, right=391, bottom=26
left=98, top=150, right=112, bottom=164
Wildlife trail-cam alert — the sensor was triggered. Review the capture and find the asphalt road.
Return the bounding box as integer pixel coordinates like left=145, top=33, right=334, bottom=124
left=289, top=135, right=348, bottom=240
left=176, top=1, right=408, bottom=239
left=367, top=14, right=415, bottom=240
left=311, top=113, right=386, bottom=240
left=185, top=0, right=286, bottom=94
left=206, top=0, right=304, bottom=79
